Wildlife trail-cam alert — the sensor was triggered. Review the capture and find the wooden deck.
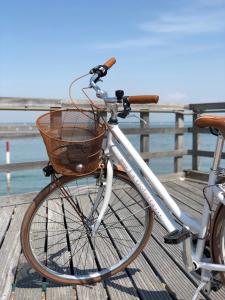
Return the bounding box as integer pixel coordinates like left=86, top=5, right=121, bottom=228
left=1, top=176, right=225, bottom=300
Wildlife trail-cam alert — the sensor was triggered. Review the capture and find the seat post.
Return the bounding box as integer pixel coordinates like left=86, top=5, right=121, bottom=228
left=207, top=134, right=224, bottom=189
left=211, top=134, right=224, bottom=172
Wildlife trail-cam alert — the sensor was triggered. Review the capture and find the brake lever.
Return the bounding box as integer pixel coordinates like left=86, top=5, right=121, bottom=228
left=117, top=96, right=131, bottom=119
left=89, top=65, right=108, bottom=83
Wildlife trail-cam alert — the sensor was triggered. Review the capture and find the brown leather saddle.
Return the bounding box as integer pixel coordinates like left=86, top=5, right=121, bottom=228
left=195, top=115, right=225, bottom=138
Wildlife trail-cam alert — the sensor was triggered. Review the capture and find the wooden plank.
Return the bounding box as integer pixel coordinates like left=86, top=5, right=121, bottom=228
left=46, top=286, right=75, bottom=300
left=0, top=132, right=40, bottom=139
left=0, top=206, right=14, bottom=245
left=0, top=161, right=48, bottom=172
left=0, top=125, right=37, bottom=131
left=189, top=102, right=225, bottom=111
left=0, top=96, right=187, bottom=112
left=184, top=178, right=207, bottom=189
left=0, top=98, right=184, bottom=113
left=141, top=149, right=188, bottom=159
left=0, top=204, right=29, bottom=300
left=13, top=288, right=43, bottom=300
left=168, top=179, right=205, bottom=203
left=174, top=179, right=222, bottom=216
left=174, top=180, right=205, bottom=199
left=189, top=150, right=225, bottom=159
left=0, top=150, right=188, bottom=173
left=0, top=126, right=194, bottom=136
left=165, top=182, right=203, bottom=214
left=122, top=127, right=191, bottom=135
left=0, top=192, right=37, bottom=207
left=184, top=170, right=209, bottom=182
left=0, top=126, right=212, bottom=138
left=0, top=97, right=61, bottom=108
left=124, top=255, right=172, bottom=300
left=76, top=283, right=108, bottom=300
left=158, top=172, right=185, bottom=182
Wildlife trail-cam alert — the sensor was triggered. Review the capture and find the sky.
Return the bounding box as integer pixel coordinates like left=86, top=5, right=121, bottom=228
left=0, top=0, right=225, bottom=122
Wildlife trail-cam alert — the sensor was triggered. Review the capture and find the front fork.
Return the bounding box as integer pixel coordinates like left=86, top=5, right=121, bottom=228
left=90, top=159, right=113, bottom=235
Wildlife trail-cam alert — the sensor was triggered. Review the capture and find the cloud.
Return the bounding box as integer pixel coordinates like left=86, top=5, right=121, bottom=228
left=95, top=3, right=225, bottom=51
left=140, top=12, right=225, bottom=35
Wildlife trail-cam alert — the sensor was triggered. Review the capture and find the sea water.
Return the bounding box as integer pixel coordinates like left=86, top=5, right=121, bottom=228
left=0, top=122, right=221, bottom=196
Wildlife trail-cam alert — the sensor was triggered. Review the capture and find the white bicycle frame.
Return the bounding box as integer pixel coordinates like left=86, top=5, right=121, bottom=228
left=93, top=121, right=225, bottom=275
left=88, top=70, right=225, bottom=277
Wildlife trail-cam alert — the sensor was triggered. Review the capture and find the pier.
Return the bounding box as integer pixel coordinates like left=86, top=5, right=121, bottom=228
left=1, top=97, right=225, bottom=299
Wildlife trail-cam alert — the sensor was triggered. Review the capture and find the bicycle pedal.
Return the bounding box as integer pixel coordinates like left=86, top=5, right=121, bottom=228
left=164, top=227, right=191, bottom=244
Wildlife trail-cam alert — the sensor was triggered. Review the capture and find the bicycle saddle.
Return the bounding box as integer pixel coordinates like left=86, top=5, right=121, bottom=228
left=195, top=115, right=225, bottom=137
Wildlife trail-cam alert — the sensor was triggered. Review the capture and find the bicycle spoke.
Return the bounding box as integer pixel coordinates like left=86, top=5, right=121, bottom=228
left=42, top=204, right=81, bottom=224
left=96, top=232, right=120, bottom=261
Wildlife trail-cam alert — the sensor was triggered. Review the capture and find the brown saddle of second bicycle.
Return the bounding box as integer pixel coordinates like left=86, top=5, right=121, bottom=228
left=195, top=115, right=225, bottom=138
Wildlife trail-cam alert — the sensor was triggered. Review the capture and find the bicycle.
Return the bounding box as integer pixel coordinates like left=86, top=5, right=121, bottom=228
left=20, top=58, right=225, bottom=299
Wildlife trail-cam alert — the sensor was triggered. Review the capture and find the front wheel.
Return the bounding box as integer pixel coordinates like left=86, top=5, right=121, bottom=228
left=21, top=170, right=154, bottom=285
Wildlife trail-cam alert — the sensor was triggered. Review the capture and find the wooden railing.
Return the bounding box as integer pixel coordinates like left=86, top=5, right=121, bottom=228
left=0, top=96, right=224, bottom=174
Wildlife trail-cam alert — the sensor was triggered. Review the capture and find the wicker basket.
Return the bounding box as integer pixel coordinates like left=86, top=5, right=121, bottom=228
left=36, top=109, right=106, bottom=176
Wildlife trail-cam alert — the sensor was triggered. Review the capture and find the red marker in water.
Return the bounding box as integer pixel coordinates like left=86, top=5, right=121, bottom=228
left=6, top=141, right=11, bottom=191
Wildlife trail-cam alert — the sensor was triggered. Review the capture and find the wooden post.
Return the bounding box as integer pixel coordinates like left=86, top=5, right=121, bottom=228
left=100, top=110, right=107, bottom=122
left=174, top=112, right=184, bottom=173
left=192, top=110, right=199, bottom=170
left=50, top=107, right=62, bottom=129
left=140, top=111, right=150, bottom=163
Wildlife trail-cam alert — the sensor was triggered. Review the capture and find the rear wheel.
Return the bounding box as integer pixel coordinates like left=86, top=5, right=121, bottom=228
left=21, top=170, right=154, bottom=284
left=211, top=204, right=225, bottom=284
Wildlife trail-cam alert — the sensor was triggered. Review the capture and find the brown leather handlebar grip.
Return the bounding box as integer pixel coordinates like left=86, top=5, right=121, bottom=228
left=128, top=95, right=159, bottom=104
left=103, top=57, right=116, bottom=69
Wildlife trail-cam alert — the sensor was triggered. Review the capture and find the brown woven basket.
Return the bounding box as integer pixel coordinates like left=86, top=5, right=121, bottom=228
left=36, top=109, right=106, bottom=176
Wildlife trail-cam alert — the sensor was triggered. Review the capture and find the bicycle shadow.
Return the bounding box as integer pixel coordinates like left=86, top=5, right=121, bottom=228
left=14, top=261, right=175, bottom=299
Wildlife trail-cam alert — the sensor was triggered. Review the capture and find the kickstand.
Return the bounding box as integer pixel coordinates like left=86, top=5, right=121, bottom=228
left=192, top=270, right=212, bottom=300
left=192, top=282, right=208, bottom=300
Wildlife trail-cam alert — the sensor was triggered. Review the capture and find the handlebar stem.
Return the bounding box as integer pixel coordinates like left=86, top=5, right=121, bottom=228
left=90, top=75, right=117, bottom=103
left=90, top=76, right=108, bottom=98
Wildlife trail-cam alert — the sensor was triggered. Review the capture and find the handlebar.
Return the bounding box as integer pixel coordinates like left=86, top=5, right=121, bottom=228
left=89, top=57, right=159, bottom=107
left=127, top=95, right=159, bottom=104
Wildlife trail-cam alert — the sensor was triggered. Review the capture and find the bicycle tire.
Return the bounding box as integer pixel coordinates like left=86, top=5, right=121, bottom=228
left=211, top=204, right=225, bottom=284
left=21, top=170, right=154, bottom=285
